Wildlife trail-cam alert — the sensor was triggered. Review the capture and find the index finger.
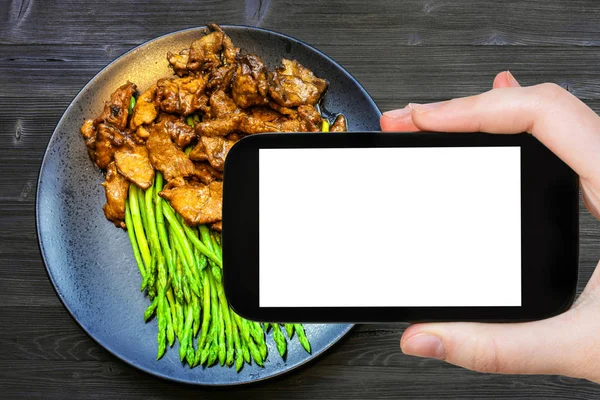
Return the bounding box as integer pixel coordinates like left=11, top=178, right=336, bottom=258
left=386, top=83, right=600, bottom=183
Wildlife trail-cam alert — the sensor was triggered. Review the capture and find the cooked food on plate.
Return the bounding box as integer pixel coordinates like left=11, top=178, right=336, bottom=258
left=80, top=23, right=345, bottom=371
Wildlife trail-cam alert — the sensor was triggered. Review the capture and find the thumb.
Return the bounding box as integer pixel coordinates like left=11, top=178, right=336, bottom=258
left=400, top=303, right=600, bottom=380
left=492, top=70, right=521, bottom=89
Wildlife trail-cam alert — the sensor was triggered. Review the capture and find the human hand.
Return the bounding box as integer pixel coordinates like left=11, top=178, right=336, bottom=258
left=380, top=71, right=600, bottom=383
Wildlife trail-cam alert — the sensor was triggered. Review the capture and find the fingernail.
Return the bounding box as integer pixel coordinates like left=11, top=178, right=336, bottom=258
left=382, top=107, right=412, bottom=119
left=402, top=334, right=446, bottom=360
left=506, top=70, right=520, bottom=87
left=408, top=101, right=446, bottom=113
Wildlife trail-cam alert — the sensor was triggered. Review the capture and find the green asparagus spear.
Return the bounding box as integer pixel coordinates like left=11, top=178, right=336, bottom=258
left=168, top=228, right=183, bottom=303
left=144, top=183, right=161, bottom=256
left=271, top=323, right=287, bottom=357
left=144, top=297, right=158, bottom=321
left=240, top=334, right=251, bottom=364
left=199, top=225, right=213, bottom=250
left=258, top=333, right=268, bottom=360
left=137, top=184, right=149, bottom=229
left=232, top=313, right=251, bottom=364
left=202, top=268, right=220, bottom=366
left=231, top=314, right=244, bottom=371
left=138, top=186, right=156, bottom=294
left=217, top=301, right=226, bottom=366
left=155, top=173, right=181, bottom=300
left=207, top=336, right=219, bottom=366
left=166, top=289, right=177, bottom=333
left=198, top=270, right=211, bottom=349
left=285, top=323, right=294, bottom=338
left=247, top=333, right=264, bottom=367
left=181, top=272, right=191, bottom=304
left=185, top=115, right=195, bottom=127
left=171, top=232, right=201, bottom=298
left=199, top=327, right=213, bottom=366
left=127, top=185, right=151, bottom=277
left=250, top=321, right=265, bottom=345
left=192, top=293, right=201, bottom=337
left=235, top=315, right=263, bottom=366
left=161, top=202, right=196, bottom=268
left=147, top=256, right=156, bottom=299
left=207, top=232, right=223, bottom=283
left=125, top=200, right=146, bottom=279
left=193, top=247, right=205, bottom=299
left=165, top=300, right=175, bottom=347
left=180, top=221, right=222, bottom=267
left=205, top=297, right=219, bottom=366
left=210, top=231, right=222, bottom=260
left=294, top=323, right=311, bottom=354
left=186, top=334, right=196, bottom=367
left=179, top=303, right=194, bottom=361
left=176, top=301, right=184, bottom=340
left=216, top=282, right=234, bottom=366
left=195, top=241, right=208, bottom=272
left=128, top=96, right=136, bottom=114
left=156, top=294, right=166, bottom=360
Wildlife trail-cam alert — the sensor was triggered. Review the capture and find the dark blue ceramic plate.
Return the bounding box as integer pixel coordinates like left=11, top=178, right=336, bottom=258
left=36, top=25, right=381, bottom=385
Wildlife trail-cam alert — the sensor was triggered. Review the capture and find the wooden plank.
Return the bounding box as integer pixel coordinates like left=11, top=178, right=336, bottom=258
left=3, top=45, right=600, bottom=105
left=0, top=360, right=598, bottom=399
left=2, top=0, right=600, bottom=47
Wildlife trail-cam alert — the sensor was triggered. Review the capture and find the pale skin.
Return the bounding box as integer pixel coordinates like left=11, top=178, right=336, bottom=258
left=380, top=71, right=600, bottom=383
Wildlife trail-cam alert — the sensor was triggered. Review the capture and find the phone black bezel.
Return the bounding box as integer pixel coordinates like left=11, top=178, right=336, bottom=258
left=222, top=132, right=579, bottom=323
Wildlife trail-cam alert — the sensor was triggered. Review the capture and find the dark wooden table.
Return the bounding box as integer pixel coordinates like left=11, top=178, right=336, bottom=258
left=2, top=0, right=600, bottom=398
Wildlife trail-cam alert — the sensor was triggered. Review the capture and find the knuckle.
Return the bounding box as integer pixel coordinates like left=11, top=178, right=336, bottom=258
left=534, top=82, right=569, bottom=103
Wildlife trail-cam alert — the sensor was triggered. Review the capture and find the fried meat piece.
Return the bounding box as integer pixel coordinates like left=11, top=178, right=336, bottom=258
left=195, top=117, right=242, bottom=137
left=239, top=107, right=302, bottom=134
left=268, top=101, right=297, bottom=116
left=167, top=49, right=190, bottom=77
left=135, top=125, right=151, bottom=141
left=155, top=113, right=196, bottom=148
left=206, top=64, right=235, bottom=93
left=81, top=119, right=97, bottom=149
left=200, top=136, right=237, bottom=171
left=159, top=178, right=223, bottom=225
left=81, top=82, right=135, bottom=169
left=98, top=81, right=137, bottom=130
left=189, top=140, right=208, bottom=162
left=185, top=23, right=239, bottom=73
left=231, top=54, right=269, bottom=109
left=93, top=123, right=127, bottom=169
left=297, top=105, right=323, bottom=131
left=268, top=59, right=328, bottom=107
left=330, top=114, right=347, bottom=132
left=186, top=26, right=224, bottom=72
left=114, top=141, right=155, bottom=189
left=211, top=221, right=222, bottom=232
left=102, top=162, right=129, bottom=228
left=194, top=162, right=224, bottom=184
left=195, top=90, right=244, bottom=136
left=146, top=121, right=196, bottom=181
left=215, top=23, right=239, bottom=65
left=156, top=75, right=207, bottom=116
left=209, top=90, right=239, bottom=118
left=129, top=84, right=158, bottom=130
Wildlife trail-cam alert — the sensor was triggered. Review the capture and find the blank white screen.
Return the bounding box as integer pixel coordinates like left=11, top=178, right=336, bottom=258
left=259, top=147, right=521, bottom=307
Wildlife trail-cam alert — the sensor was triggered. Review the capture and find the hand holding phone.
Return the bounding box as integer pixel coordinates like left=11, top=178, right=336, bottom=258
left=381, top=71, right=600, bottom=384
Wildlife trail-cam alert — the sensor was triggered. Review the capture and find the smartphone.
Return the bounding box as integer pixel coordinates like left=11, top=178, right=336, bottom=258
left=222, top=132, right=579, bottom=323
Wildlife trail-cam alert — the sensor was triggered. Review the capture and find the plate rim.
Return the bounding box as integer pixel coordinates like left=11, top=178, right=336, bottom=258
left=35, top=24, right=380, bottom=386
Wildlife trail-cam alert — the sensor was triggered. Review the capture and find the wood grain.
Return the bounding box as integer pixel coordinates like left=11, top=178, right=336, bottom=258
left=2, top=0, right=600, bottom=398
